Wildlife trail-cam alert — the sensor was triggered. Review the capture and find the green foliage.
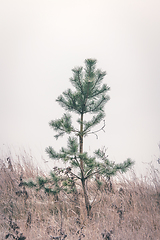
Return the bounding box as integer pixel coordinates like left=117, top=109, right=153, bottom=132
left=81, top=112, right=105, bottom=136
left=29, top=59, right=134, bottom=216
left=23, top=180, right=36, bottom=188
left=56, top=59, right=110, bottom=115
left=24, top=168, right=77, bottom=196
left=94, top=149, right=134, bottom=178
left=49, top=113, right=75, bottom=139
left=95, top=178, right=103, bottom=190
left=67, top=136, right=78, bottom=154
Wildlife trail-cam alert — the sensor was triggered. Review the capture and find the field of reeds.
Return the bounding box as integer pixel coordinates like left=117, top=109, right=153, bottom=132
left=0, top=151, right=160, bottom=240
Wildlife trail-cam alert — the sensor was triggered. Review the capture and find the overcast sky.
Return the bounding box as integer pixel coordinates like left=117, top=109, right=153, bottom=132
left=0, top=0, right=160, bottom=176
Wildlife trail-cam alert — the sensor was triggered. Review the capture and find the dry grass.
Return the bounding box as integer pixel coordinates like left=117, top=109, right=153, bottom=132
left=0, top=153, right=160, bottom=240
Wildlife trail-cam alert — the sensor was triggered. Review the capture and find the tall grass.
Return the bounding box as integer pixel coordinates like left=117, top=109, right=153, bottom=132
left=0, top=152, right=160, bottom=240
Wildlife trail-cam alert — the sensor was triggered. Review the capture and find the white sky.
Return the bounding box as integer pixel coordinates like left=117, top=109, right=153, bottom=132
left=0, top=0, right=160, bottom=176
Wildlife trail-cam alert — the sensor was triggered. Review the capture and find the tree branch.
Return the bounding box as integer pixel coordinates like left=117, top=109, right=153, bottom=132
left=70, top=171, right=81, bottom=180
left=85, top=169, right=101, bottom=180
left=77, top=70, right=84, bottom=95
left=87, top=120, right=105, bottom=138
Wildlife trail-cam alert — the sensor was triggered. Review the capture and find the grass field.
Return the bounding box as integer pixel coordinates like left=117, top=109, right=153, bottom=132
left=0, top=151, right=160, bottom=240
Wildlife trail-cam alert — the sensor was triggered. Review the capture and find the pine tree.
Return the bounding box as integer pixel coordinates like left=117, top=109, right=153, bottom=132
left=45, top=59, right=134, bottom=216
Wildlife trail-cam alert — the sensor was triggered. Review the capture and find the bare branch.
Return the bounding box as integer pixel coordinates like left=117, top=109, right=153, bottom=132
left=85, top=170, right=101, bottom=180
left=70, top=171, right=81, bottom=180
left=87, top=120, right=105, bottom=138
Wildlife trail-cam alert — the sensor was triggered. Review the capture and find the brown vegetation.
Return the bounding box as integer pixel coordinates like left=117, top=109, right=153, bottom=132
left=0, top=153, right=160, bottom=240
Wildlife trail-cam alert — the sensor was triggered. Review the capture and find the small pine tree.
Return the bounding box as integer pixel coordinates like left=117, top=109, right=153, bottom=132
left=44, top=59, right=134, bottom=216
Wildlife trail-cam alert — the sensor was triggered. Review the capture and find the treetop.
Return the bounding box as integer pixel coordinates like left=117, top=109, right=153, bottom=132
left=56, top=58, right=110, bottom=114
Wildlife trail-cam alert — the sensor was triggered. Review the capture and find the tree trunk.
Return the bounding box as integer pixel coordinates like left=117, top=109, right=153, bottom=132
left=79, top=113, right=92, bottom=217
left=81, top=177, right=92, bottom=216
left=80, top=113, right=84, bottom=171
